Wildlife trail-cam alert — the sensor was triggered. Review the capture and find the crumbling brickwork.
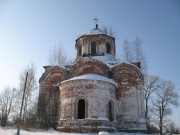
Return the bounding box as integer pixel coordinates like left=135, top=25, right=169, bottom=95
left=37, top=66, right=67, bottom=128
left=37, top=26, right=146, bottom=132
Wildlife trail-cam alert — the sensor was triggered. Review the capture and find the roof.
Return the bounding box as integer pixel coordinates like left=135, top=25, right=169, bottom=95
left=60, top=73, right=118, bottom=86
left=89, top=54, right=118, bottom=68
left=83, top=28, right=106, bottom=36
left=76, top=28, right=114, bottom=40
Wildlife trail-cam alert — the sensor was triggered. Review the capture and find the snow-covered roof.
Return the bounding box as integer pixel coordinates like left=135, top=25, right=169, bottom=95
left=77, top=28, right=114, bottom=40
left=83, top=29, right=106, bottom=36
left=74, top=54, right=118, bottom=68
left=61, top=74, right=118, bottom=86
left=90, top=54, right=118, bottom=68
left=118, top=61, right=143, bottom=76
left=43, top=65, right=67, bottom=70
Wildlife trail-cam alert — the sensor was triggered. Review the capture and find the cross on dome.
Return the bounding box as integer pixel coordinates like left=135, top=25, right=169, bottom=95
left=94, top=17, right=99, bottom=29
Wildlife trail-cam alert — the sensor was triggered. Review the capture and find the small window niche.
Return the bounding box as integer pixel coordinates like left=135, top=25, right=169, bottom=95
left=91, top=41, right=96, bottom=55
left=106, top=43, right=111, bottom=54
left=78, top=46, right=82, bottom=56
left=108, top=101, right=114, bottom=121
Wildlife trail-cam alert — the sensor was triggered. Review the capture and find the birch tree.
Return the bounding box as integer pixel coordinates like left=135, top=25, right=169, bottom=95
left=49, top=44, right=67, bottom=65
left=122, top=40, right=133, bottom=62
left=101, top=25, right=115, bottom=37
left=121, top=37, right=147, bottom=73
left=132, top=37, right=147, bottom=73
left=144, top=75, right=160, bottom=120
left=151, top=80, right=179, bottom=135
left=17, top=64, right=37, bottom=126
left=0, top=87, right=16, bottom=127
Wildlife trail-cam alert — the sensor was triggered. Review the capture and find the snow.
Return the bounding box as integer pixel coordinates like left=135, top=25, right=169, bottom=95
left=0, top=127, right=152, bottom=135
left=124, top=62, right=143, bottom=75
left=83, top=29, right=106, bottom=36
left=85, top=117, right=109, bottom=121
left=77, top=27, right=115, bottom=40
left=0, top=128, right=60, bottom=135
left=85, top=117, right=108, bottom=121
left=78, top=28, right=113, bottom=38
left=0, top=127, right=95, bottom=135
left=87, top=54, right=142, bottom=74
left=98, top=132, right=110, bottom=135
left=138, top=118, right=146, bottom=123
left=91, top=54, right=118, bottom=67
left=77, top=54, right=118, bottom=68
left=61, top=73, right=118, bottom=86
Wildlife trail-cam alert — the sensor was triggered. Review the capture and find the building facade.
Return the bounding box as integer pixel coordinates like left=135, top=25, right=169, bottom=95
left=37, top=25, right=146, bottom=132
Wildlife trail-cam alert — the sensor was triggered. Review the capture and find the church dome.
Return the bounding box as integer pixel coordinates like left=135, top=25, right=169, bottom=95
left=75, top=24, right=116, bottom=61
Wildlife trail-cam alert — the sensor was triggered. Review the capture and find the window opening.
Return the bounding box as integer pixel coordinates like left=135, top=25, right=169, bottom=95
left=91, top=41, right=96, bottom=55
left=78, top=99, right=85, bottom=119
left=109, top=101, right=113, bottom=121
left=106, top=43, right=111, bottom=54
left=78, top=47, right=82, bottom=56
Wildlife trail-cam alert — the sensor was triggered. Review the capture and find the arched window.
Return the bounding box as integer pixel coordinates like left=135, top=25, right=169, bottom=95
left=78, top=99, right=85, bottom=119
left=108, top=101, right=114, bottom=121
left=91, top=41, right=96, bottom=55
left=106, top=43, right=111, bottom=54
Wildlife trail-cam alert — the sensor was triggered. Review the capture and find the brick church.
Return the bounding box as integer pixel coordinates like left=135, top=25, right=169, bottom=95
left=37, top=24, right=146, bottom=132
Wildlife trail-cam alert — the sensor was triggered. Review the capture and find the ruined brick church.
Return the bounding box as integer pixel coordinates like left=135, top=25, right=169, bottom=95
left=37, top=24, right=146, bottom=132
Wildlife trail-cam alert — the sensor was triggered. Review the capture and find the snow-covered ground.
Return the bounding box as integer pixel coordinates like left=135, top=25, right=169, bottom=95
left=0, top=127, right=150, bottom=135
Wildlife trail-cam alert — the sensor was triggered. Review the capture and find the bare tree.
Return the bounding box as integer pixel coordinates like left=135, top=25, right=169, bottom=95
left=122, top=40, right=133, bottom=62
left=151, top=80, right=179, bottom=135
left=0, top=87, right=16, bottom=127
left=24, top=95, right=38, bottom=128
left=49, top=44, right=67, bottom=66
left=144, top=75, right=160, bottom=121
left=165, top=122, right=179, bottom=134
left=101, top=25, right=115, bottom=37
left=133, top=37, right=143, bottom=62
left=121, top=37, right=147, bottom=73
left=17, top=64, right=37, bottom=127
left=132, top=37, right=147, bottom=73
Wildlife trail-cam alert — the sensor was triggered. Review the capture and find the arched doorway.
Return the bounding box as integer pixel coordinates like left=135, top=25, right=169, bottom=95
left=78, top=99, right=85, bottom=119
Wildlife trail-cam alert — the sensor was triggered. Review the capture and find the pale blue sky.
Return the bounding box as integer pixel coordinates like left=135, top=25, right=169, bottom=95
left=0, top=0, right=180, bottom=127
